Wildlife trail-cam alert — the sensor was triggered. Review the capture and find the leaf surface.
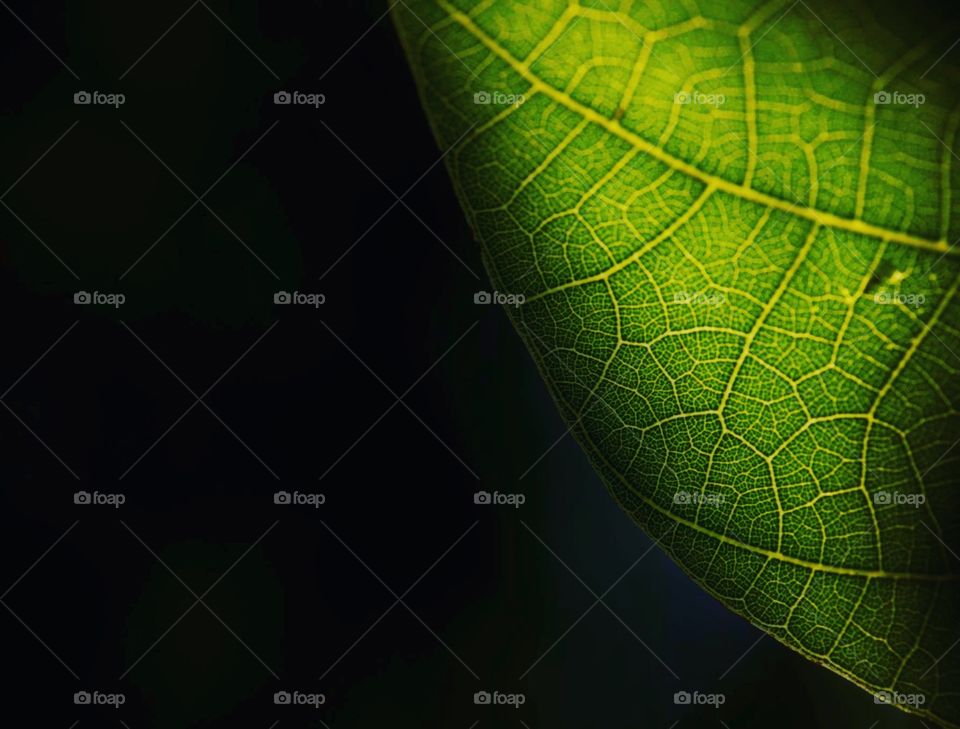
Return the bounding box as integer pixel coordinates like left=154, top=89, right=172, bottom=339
left=393, top=1, right=960, bottom=723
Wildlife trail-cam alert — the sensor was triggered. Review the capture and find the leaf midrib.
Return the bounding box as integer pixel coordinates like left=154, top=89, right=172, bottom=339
left=437, top=0, right=956, bottom=268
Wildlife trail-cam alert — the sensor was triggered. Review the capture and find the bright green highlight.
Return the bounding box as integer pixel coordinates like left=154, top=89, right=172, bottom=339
left=394, top=1, right=960, bottom=725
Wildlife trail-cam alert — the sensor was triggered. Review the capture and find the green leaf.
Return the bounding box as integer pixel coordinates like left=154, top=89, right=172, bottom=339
left=393, top=0, right=960, bottom=724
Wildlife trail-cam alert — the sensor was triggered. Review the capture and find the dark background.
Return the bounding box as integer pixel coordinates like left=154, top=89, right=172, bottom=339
left=0, top=1, right=934, bottom=727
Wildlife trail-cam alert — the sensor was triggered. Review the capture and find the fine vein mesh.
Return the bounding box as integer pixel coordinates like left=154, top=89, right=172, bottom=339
left=394, top=1, right=960, bottom=724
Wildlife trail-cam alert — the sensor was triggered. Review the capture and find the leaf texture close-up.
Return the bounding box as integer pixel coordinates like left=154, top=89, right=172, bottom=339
left=393, top=0, right=960, bottom=725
